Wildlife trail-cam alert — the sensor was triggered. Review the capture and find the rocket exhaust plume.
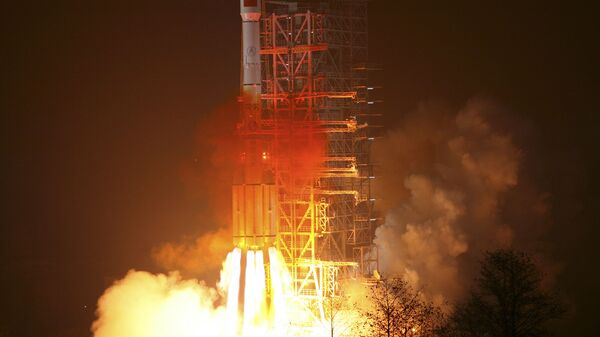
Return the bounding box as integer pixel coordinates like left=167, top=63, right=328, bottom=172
left=92, top=248, right=296, bottom=337
left=93, top=0, right=379, bottom=335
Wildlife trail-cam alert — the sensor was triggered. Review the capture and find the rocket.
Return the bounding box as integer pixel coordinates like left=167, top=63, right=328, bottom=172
left=232, top=0, right=278, bottom=250
left=240, top=0, right=262, bottom=115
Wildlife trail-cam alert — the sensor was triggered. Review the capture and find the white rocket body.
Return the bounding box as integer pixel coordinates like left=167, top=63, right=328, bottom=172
left=240, top=0, right=262, bottom=115
left=234, top=0, right=277, bottom=250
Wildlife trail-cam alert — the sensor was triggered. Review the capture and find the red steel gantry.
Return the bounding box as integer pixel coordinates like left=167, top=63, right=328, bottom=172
left=233, top=0, right=381, bottom=320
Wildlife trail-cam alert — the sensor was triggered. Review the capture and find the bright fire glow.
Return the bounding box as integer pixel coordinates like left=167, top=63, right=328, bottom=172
left=225, top=247, right=294, bottom=336
left=92, top=247, right=334, bottom=337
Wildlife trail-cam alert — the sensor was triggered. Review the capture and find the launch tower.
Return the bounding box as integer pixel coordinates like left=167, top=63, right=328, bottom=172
left=234, top=0, right=380, bottom=323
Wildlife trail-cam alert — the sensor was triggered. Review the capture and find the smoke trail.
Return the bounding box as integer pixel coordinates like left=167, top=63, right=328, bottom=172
left=373, top=99, right=551, bottom=304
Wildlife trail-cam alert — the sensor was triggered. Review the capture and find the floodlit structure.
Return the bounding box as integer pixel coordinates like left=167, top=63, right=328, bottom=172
left=233, top=0, right=380, bottom=326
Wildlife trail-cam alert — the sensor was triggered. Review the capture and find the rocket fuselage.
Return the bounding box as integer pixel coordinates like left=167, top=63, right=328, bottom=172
left=240, top=0, right=261, bottom=124
left=233, top=0, right=278, bottom=250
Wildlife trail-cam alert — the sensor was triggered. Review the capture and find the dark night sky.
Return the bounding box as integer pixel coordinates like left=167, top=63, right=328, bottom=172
left=1, top=1, right=598, bottom=336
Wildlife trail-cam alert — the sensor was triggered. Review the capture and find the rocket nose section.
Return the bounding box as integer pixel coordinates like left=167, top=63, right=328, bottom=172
left=240, top=0, right=261, bottom=21
left=241, top=0, right=259, bottom=8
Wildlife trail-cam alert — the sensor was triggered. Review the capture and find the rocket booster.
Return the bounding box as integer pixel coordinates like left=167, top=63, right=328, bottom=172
left=233, top=0, right=278, bottom=250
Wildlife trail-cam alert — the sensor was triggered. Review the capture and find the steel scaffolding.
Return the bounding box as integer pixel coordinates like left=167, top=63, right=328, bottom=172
left=238, top=0, right=380, bottom=324
left=266, top=0, right=378, bottom=288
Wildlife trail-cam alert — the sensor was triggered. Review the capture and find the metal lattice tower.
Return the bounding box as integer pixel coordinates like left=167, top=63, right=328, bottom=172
left=258, top=0, right=380, bottom=313
left=233, top=1, right=380, bottom=327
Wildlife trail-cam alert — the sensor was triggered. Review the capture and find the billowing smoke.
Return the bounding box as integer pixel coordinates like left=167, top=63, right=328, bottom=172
left=373, top=99, right=552, bottom=304
left=92, top=270, right=227, bottom=337
left=93, top=249, right=307, bottom=337
left=153, top=227, right=231, bottom=279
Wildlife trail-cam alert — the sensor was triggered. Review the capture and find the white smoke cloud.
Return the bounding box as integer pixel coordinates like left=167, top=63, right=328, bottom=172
left=93, top=248, right=322, bottom=337
left=92, top=270, right=228, bottom=337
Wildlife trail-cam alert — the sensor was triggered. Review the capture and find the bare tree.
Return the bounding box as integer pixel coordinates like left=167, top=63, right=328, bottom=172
left=364, top=277, right=444, bottom=337
left=322, top=292, right=353, bottom=337
left=441, top=250, right=565, bottom=337
left=320, top=281, right=369, bottom=337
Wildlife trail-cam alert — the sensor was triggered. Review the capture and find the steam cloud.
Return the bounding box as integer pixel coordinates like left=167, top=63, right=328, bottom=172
left=374, top=99, right=551, bottom=305
left=92, top=270, right=227, bottom=337
left=153, top=228, right=232, bottom=279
